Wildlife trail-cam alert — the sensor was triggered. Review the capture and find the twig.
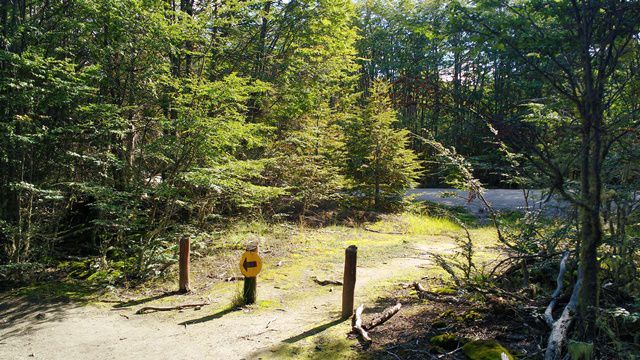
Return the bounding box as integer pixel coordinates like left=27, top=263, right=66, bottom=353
left=386, top=350, right=402, bottom=360
left=266, top=316, right=278, bottom=328
left=438, top=346, right=462, bottom=358
left=311, top=276, right=343, bottom=286
left=363, top=226, right=405, bottom=235
left=136, top=302, right=209, bottom=314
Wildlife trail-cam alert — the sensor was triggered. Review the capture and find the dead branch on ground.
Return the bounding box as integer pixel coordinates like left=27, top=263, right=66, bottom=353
left=136, top=302, right=209, bottom=314
left=544, top=251, right=570, bottom=327
left=352, top=304, right=372, bottom=343
left=544, top=269, right=582, bottom=360
left=311, top=276, right=342, bottom=286
left=363, top=302, right=402, bottom=331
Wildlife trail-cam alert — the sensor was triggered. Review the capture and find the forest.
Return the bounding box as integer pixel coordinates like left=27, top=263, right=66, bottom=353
left=1, top=0, right=639, bottom=359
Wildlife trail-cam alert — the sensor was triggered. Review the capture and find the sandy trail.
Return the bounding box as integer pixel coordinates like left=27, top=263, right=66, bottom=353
left=0, top=254, right=434, bottom=360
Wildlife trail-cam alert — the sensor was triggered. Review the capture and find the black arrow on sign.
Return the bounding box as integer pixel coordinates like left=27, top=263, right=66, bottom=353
left=243, top=258, right=257, bottom=271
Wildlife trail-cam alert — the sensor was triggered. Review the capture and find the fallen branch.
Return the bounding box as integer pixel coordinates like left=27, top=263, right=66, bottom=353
left=136, top=302, right=209, bottom=314
left=413, top=282, right=466, bottom=304
left=544, top=269, right=582, bottom=360
left=363, top=226, right=405, bottom=235
left=437, top=346, right=462, bottom=359
left=266, top=316, right=278, bottom=328
left=489, top=251, right=566, bottom=279
left=364, top=302, right=402, bottom=331
left=466, top=284, right=526, bottom=302
left=544, top=251, right=570, bottom=327
left=311, top=276, right=343, bottom=286
left=352, top=304, right=372, bottom=343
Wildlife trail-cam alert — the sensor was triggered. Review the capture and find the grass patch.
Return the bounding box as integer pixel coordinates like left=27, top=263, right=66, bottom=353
left=366, top=213, right=460, bottom=236
left=405, top=214, right=460, bottom=235
left=13, top=280, right=97, bottom=302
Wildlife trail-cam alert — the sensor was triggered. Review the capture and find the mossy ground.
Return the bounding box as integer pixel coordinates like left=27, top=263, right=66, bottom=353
left=462, top=340, right=514, bottom=360
left=4, top=209, right=511, bottom=360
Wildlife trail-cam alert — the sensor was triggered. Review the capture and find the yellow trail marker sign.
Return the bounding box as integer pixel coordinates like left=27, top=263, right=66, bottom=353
left=239, top=251, right=262, bottom=277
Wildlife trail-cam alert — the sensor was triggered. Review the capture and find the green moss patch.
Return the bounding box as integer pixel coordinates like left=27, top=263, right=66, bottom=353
left=430, top=333, right=459, bottom=351
left=462, top=340, right=514, bottom=360
left=432, top=286, right=457, bottom=295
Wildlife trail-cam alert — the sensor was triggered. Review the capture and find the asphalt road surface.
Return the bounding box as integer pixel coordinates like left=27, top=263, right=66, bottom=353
left=407, top=188, right=568, bottom=216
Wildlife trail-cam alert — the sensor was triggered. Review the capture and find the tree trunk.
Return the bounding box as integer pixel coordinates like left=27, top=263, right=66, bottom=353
left=576, top=106, right=603, bottom=339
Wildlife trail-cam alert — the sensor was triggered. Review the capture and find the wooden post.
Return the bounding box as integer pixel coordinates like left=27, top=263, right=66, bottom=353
left=179, top=237, right=190, bottom=293
left=243, top=276, right=257, bottom=305
left=342, top=245, right=357, bottom=319
left=243, top=243, right=258, bottom=305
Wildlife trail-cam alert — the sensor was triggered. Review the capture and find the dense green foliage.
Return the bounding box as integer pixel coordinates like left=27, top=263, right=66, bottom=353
left=0, top=0, right=420, bottom=275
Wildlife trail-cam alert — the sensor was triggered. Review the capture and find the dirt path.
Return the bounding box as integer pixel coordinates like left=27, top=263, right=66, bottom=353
left=0, top=254, right=435, bottom=360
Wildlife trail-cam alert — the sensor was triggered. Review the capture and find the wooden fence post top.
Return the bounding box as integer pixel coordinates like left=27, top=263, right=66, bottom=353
left=246, top=243, right=258, bottom=252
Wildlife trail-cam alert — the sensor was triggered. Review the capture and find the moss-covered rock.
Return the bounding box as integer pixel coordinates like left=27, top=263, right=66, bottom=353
left=462, top=340, right=514, bottom=360
left=433, top=286, right=457, bottom=295
left=430, top=333, right=459, bottom=351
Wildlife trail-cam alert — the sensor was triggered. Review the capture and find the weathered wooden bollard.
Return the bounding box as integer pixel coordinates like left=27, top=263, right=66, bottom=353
left=179, top=237, right=191, bottom=293
left=240, top=243, right=262, bottom=305
left=342, top=245, right=357, bottom=319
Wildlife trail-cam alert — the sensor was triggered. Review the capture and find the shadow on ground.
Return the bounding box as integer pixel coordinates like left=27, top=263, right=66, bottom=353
left=0, top=279, right=104, bottom=343
left=0, top=293, right=80, bottom=343
left=283, top=318, right=347, bottom=344
left=112, top=291, right=179, bottom=309
left=248, top=317, right=352, bottom=360
left=178, top=307, right=239, bottom=326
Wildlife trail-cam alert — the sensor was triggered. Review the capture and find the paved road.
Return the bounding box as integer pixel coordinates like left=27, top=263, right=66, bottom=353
left=407, top=188, right=567, bottom=215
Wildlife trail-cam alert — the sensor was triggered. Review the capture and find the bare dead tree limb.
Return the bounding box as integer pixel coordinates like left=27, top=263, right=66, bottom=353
left=544, top=269, right=582, bottom=360
left=352, top=304, right=372, bottom=343
left=363, top=302, right=402, bottom=331
left=545, top=251, right=570, bottom=327
left=311, top=276, right=342, bottom=286
left=136, top=302, right=209, bottom=314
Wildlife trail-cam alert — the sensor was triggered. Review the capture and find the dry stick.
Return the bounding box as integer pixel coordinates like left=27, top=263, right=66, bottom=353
left=544, top=270, right=582, bottom=360
left=352, top=304, right=372, bottom=343
left=136, top=302, right=209, bottom=314
left=363, top=226, right=404, bottom=235
left=363, top=302, right=402, bottom=331
left=265, top=316, right=278, bottom=328
left=311, top=276, right=342, bottom=286
left=544, top=251, right=570, bottom=327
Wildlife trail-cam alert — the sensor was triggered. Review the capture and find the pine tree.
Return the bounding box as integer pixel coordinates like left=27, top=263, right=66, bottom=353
left=345, top=80, right=422, bottom=210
